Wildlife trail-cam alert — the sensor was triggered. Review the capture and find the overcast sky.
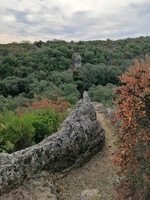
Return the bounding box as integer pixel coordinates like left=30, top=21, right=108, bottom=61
left=0, top=0, right=150, bottom=44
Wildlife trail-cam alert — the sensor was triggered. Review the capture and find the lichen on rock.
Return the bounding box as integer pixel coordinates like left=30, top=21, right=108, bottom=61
left=0, top=92, right=105, bottom=196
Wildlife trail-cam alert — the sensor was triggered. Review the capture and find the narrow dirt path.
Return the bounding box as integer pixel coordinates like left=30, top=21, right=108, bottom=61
left=57, top=113, right=118, bottom=200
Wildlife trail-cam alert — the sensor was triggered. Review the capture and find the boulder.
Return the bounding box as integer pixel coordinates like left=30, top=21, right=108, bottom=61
left=0, top=92, right=105, bottom=196
left=80, top=189, right=100, bottom=200
left=71, top=52, right=82, bottom=68
left=0, top=171, right=58, bottom=200
left=92, top=102, right=108, bottom=116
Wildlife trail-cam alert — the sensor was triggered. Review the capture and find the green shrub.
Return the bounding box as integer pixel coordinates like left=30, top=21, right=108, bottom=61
left=0, top=109, right=35, bottom=152
left=88, top=83, right=116, bottom=108
left=0, top=107, right=62, bottom=153
left=31, top=108, right=60, bottom=143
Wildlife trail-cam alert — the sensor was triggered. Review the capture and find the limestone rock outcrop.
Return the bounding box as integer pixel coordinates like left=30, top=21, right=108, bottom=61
left=71, top=52, right=82, bottom=68
left=80, top=189, right=100, bottom=200
left=0, top=172, right=58, bottom=200
left=92, top=102, right=108, bottom=116
left=0, top=92, right=105, bottom=196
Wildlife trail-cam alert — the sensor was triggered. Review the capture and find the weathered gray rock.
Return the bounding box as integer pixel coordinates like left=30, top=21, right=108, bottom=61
left=0, top=171, right=58, bottom=200
left=80, top=189, right=100, bottom=200
left=92, top=102, right=108, bottom=116
left=0, top=92, right=105, bottom=196
left=71, top=52, right=82, bottom=68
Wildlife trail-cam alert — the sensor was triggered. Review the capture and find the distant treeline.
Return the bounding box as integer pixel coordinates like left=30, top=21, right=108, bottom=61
left=0, top=36, right=150, bottom=109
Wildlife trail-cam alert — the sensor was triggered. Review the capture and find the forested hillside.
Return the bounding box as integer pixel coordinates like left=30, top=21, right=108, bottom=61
left=0, top=37, right=150, bottom=198
left=0, top=36, right=150, bottom=110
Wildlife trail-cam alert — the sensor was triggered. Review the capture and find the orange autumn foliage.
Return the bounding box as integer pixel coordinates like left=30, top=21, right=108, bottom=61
left=25, top=96, right=70, bottom=113
left=113, top=56, right=150, bottom=199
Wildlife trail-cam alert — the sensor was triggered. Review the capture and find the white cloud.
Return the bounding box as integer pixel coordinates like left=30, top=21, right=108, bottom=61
left=1, top=15, right=16, bottom=23
left=0, top=0, right=149, bottom=43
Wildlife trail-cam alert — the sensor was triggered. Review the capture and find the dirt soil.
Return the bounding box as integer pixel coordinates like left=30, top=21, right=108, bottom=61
left=56, top=113, right=119, bottom=200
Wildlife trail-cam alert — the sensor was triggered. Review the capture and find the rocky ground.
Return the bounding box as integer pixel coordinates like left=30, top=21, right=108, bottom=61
left=56, top=113, right=119, bottom=200
left=0, top=110, right=119, bottom=200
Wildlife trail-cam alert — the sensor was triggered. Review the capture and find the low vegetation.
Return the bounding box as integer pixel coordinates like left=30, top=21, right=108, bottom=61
left=0, top=97, right=70, bottom=153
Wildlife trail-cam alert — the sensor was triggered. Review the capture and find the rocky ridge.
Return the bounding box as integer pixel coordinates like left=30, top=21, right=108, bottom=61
left=0, top=92, right=105, bottom=197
